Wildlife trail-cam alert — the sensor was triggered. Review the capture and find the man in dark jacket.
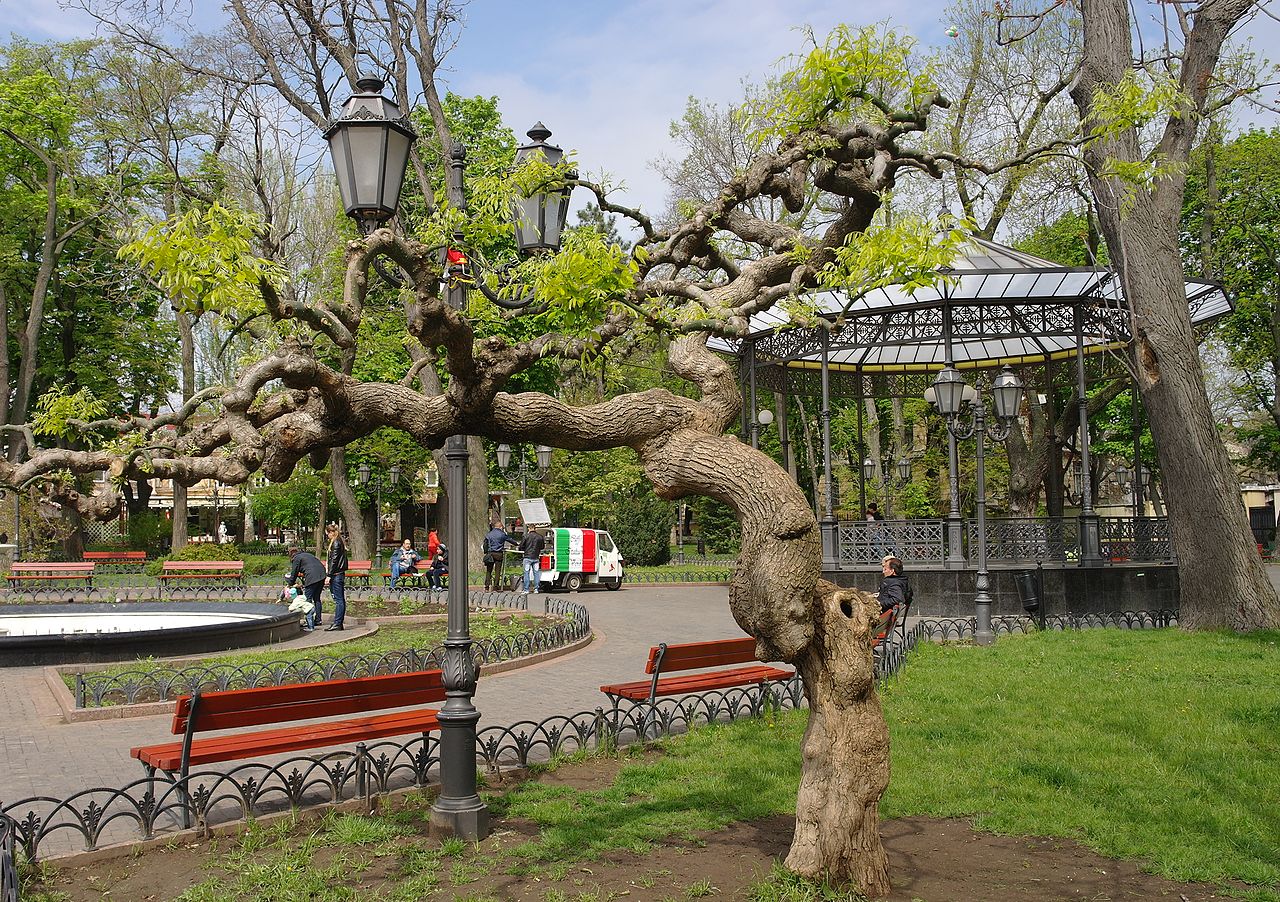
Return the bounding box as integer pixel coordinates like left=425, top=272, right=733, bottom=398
left=877, top=554, right=912, bottom=613
left=286, top=546, right=328, bottom=628
left=519, top=528, right=545, bottom=593
left=324, top=524, right=348, bottom=631
left=482, top=520, right=514, bottom=590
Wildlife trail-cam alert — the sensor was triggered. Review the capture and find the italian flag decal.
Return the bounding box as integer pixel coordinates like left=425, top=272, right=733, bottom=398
left=553, top=528, right=597, bottom=573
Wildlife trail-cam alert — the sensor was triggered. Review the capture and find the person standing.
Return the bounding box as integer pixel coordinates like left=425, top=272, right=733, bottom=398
left=324, top=523, right=348, bottom=631
left=482, top=520, right=514, bottom=590
left=286, top=546, right=328, bottom=627
left=427, top=528, right=440, bottom=561
left=519, top=527, right=545, bottom=593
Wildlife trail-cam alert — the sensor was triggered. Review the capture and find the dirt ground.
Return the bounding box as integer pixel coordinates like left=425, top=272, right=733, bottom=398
left=28, top=756, right=1243, bottom=902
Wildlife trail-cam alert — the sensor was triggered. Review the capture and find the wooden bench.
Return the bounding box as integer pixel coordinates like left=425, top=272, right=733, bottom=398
left=83, top=550, right=147, bottom=564
left=599, top=637, right=794, bottom=708
left=158, top=560, right=245, bottom=588
left=381, top=566, right=444, bottom=589
left=345, top=559, right=373, bottom=587
left=6, top=561, right=95, bottom=589
left=131, top=670, right=446, bottom=826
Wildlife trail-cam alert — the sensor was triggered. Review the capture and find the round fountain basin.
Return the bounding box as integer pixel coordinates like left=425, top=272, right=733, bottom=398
left=0, top=602, right=301, bottom=666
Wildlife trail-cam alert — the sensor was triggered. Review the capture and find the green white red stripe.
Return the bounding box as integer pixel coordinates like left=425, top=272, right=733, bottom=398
left=552, top=528, right=597, bottom=573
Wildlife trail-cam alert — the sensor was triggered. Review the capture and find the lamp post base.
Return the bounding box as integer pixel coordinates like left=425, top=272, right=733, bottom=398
left=429, top=796, right=491, bottom=840
left=974, top=569, right=994, bottom=646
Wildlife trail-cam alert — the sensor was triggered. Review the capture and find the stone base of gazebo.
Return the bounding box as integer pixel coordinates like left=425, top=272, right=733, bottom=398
left=824, top=561, right=1179, bottom=618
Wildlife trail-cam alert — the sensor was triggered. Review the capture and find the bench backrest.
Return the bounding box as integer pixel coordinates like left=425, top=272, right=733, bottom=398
left=645, top=637, right=762, bottom=674
left=172, top=670, right=446, bottom=735
left=162, top=560, right=244, bottom=571
left=83, top=551, right=146, bottom=561
left=347, top=560, right=372, bottom=571
left=872, top=604, right=902, bottom=648
left=10, top=562, right=95, bottom=573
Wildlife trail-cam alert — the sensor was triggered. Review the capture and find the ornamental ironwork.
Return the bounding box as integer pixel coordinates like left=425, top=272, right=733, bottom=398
left=0, top=812, right=16, bottom=902
left=838, top=520, right=946, bottom=566
left=971, top=517, right=1082, bottom=562
left=1099, top=516, right=1175, bottom=562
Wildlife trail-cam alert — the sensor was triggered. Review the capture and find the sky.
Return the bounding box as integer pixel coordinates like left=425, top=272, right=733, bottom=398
left=1, top=0, right=1276, bottom=223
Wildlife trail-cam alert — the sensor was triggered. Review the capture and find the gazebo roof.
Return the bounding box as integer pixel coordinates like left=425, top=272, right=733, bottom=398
left=713, top=237, right=1229, bottom=375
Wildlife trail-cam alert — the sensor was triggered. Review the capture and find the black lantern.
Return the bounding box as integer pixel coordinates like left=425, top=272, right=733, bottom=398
left=356, top=461, right=372, bottom=486
left=862, top=457, right=876, bottom=482
left=535, top=445, right=553, bottom=471
left=991, top=366, right=1025, bottom=421
left=324, top=77, right=417, bottom=233
left=512, top=123, right=573, bottom=254
left=389, top=465, right=401, bottom=487
left=496, top=443, right=513, bottom=470
left=897, top=458, right=911, bottom=481
left=930, top=366, right=969, bottom=417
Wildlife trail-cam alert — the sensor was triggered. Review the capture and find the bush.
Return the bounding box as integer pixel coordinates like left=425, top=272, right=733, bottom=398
left=693, top=496, right=740, bottom=555
left=144, top=544, right=289, bottom=577
left=237, top=540, right=280, bottom=555
left=608, top=490, right=671, bottom=566
left=126, top=511, right=170, bottom=555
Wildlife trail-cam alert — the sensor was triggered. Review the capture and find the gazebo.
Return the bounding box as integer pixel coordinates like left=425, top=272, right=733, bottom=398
left=713, top=238, right=1229, bottom=615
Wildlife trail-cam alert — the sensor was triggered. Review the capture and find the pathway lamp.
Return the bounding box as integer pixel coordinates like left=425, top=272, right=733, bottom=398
left=356, top=461, right=400, bottom=568
left=331, top=108, right=571, bottom=840
left=896, top=457, right=911, bottom=483
left=931, top=364, right=1025, bottom=645
left=323, top=77, right=416, bottom=235
left=495, top=443, right=552, bottom=500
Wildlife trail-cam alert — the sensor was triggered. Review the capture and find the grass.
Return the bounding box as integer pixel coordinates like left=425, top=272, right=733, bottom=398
left=71, top=612, right=555, bottom=688
left=25, top=627, right=1280, bottom=901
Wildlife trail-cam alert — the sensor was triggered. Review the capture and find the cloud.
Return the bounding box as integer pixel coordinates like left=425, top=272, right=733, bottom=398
left=0, top=4, right=101, bottom=41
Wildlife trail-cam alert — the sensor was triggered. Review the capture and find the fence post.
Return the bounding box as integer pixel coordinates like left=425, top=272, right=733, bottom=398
left=355, top=742, right=368, bottom=805
left=75, top=673, right=86, bottom=709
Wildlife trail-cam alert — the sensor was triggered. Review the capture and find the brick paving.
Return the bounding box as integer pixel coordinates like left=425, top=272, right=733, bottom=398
left=0, top=585, right=742, bottom=812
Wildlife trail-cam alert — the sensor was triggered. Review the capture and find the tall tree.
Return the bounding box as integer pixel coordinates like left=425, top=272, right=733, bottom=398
left=1064, top=0, right=1280, bottom=628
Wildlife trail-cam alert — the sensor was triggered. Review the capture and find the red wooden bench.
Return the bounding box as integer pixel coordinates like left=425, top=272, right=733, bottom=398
left=599, top=637, right=794, bottom=708
left=6, top=561, right=95, bottom=589
left=83, top=550, right=147, bottom=564
left=346, top=559, right=373, bottom=587
left=158, top=560, right=245, bottom=588
left=131, top=670, right=446, bottom=826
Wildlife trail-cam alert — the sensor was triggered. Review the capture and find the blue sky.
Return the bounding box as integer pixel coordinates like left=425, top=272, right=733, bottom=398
left=3, top=1, right=1276, bottom=221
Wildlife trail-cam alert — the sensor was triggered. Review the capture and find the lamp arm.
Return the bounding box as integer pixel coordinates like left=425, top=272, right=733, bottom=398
left=945, top=410, right=979, bottom=441
left=468, top=255, right=542, bottom=310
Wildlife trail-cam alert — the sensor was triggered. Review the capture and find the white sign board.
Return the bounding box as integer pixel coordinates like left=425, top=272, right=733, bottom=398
left=517, top=497, right=552, bottom=528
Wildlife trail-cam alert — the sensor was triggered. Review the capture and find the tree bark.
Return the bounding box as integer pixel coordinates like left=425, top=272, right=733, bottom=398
left=171, top=310, right=196, bottom=551
left=329, top=447, right=370, bottom=558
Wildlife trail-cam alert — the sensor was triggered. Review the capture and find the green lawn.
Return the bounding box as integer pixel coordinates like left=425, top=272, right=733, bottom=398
left=73, top=613, right=557, bottom=689
left=29, top=627, right=1280, bottom=900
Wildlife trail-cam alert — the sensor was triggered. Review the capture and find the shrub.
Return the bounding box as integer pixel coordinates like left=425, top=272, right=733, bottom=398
left=608, top=490, right=671, bottom=566
left=126, top=511, right=170, bottom=555
left=693, top=496, right=740, bottom=555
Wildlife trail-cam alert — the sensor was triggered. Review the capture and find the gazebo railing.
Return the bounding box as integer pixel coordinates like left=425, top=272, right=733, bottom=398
left=837, top=519, right=947, bottom=566
left=1099, top=516, right=1175, bottom=562
left=834, top=515, right=1174, bottom=567
left=972, top=517, right=1081, bottom=562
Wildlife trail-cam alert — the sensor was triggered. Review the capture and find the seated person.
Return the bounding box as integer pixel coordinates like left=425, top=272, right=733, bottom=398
left=388, top=538, right=422, bottom=588
left=428, top=544, right=449, bottom=590
left=877, top=554, right=911, bottom=613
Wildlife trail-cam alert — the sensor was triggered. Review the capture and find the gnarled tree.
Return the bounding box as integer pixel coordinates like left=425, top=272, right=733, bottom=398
left=3, top=26, right=1065, bottom=894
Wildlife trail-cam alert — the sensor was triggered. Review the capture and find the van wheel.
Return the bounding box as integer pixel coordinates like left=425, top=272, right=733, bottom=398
left=605, top=578, right=621, bottom=591
left=567, top=573, right=583, bottom=591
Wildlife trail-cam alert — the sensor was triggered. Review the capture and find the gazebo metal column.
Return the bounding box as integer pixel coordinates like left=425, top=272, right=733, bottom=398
left=1132, top=388, right=1145, bottom=520
left=820, top=330, right=838, bottom=567
left=748, top=339, right=760, bottom=450
left=1075, top=309, right=1102, bottom=564
left=856, top=376, right=867, bottom=518
left=941, top=288, right=966, bottom=566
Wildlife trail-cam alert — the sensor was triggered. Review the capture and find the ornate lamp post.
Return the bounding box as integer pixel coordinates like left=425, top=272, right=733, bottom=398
left=329, top=95, right=573, bottom=839
left=495, top=443, right=553, bottom=501
left=931, top=365, right=1025, bottom=645
left=356, top=462, right=400, bottom=567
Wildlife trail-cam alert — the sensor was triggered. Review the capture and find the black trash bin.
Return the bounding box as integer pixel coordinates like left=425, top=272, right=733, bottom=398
left=1013, top=564, right=1046, bottom=629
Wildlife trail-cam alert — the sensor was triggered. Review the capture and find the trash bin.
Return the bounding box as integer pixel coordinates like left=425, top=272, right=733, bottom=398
left=1014, top=570, right=1040, bottom=613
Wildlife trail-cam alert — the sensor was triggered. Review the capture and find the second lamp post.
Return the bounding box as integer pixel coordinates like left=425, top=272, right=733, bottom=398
left=931, top=365, right=1025, bottom=645
left=356, top=462, right=400, bottom=568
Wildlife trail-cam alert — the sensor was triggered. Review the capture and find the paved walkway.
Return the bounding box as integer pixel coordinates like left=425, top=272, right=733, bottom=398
left=0, top=586, right=743, bottom=811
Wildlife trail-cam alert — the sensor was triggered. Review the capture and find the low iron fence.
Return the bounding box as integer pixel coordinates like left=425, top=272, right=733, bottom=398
left=74, top=595, right=586, bottom=708
left=839, top=520, right=947, bottom=566
left=1, top=606, right=1178, bottom=884
left=621, top=569, right=732, bottom=584
left=0, top=813, right=15, bottom=902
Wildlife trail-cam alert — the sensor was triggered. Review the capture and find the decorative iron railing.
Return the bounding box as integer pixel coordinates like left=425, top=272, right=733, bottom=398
left=1098, top=516, right=1175, bottom=562
left=833, top=515, right=1175, bottom=567
left=838, top=519, right=947, bottom=566
left=622, top=569, right=732, bottom=584
left=75, top=596, right=586, bottom=708
left=0, top=812, right=16, bottom=902
left=3, top=608, right=1178, bottom=867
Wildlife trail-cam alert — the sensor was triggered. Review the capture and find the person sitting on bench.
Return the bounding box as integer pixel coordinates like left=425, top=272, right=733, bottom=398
left=877, top=554, right=912, bottom=612
left=428, top=544, right=448, bottom=590
left=388, top=538, right=422, bottom=589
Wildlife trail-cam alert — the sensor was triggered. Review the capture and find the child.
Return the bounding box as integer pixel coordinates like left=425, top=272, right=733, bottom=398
left=283, top=585, right=316, bottom=631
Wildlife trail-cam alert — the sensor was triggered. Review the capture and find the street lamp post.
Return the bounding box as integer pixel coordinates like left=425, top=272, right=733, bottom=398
left=356, top=462, right=400, bottom=567
left=931, top=365, right=1025, bottom=646
left=495, top=444, right=552, bottom=501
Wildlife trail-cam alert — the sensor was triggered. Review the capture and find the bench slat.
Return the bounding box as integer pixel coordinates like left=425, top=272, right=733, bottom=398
left=134, top=708, right=441, bottom=771
left=644, top=637, right=760, bottom=674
